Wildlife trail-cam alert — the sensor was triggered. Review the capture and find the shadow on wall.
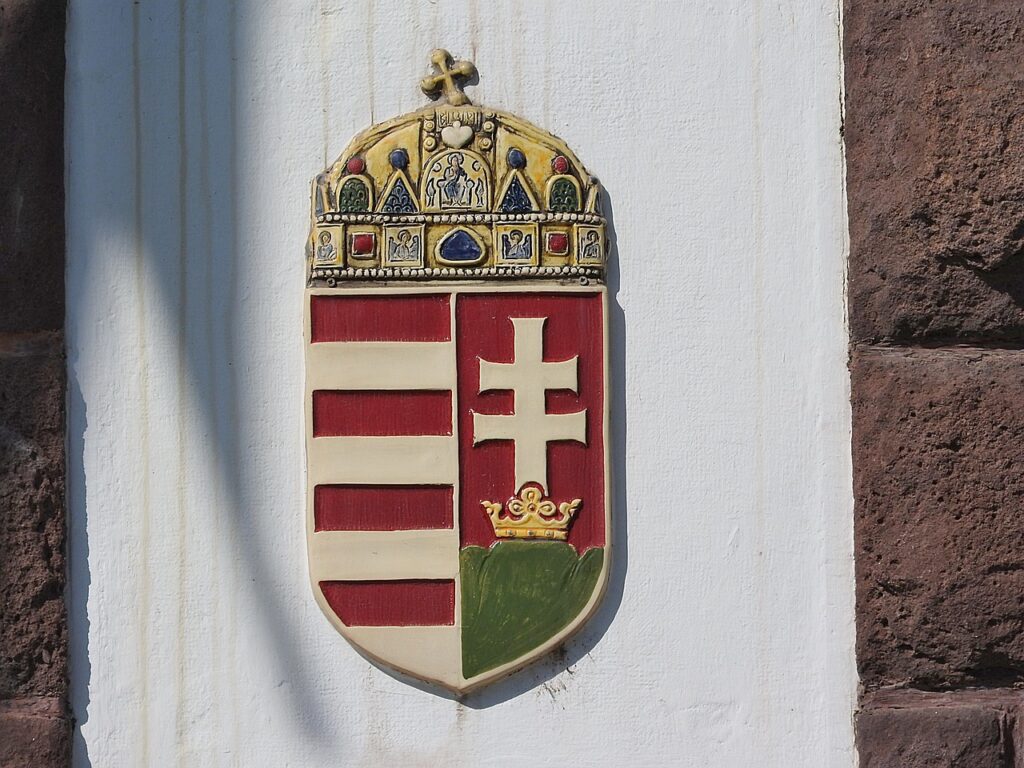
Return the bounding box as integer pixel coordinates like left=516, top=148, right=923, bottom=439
left=66, top=374, right=89, bottom=764
left=69, top=2, right=334, bottom=763
left=68, top=8, right=627, bottom=764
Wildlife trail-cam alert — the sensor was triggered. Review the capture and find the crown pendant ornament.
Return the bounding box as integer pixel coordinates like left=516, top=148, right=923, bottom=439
left=304, top=50, right=611, bottom=696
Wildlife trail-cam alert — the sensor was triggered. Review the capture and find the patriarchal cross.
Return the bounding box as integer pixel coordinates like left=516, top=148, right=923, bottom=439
left=473, top=317, right=587, bottom=493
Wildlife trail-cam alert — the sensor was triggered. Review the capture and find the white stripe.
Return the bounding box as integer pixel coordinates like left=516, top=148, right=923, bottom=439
left=306, top=341, right=456, bottom=390
left=310, top=530, right=458, bottom=581
left=308, top=436, right=457, bottom=484
left=343, top=625, right=462, bottom=690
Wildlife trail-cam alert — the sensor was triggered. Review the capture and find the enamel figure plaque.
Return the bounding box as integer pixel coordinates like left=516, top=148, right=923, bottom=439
left=304, top=51, right=610, bottom=694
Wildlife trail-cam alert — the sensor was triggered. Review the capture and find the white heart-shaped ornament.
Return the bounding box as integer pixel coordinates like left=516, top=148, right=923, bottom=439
left=440, top=121, right=474, bottom=148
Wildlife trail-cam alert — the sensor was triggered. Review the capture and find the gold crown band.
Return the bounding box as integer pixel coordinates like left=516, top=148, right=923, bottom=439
left=313, top=265, right=602, bottom=284
left=317, top=212, right=605, bottom=225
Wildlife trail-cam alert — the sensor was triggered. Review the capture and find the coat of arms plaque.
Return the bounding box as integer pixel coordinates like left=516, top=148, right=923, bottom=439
left=304, top=50, right=611, bottom=694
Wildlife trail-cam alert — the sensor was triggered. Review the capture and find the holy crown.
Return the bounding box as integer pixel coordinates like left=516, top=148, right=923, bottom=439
left=308, top=50, right=607, bottom=286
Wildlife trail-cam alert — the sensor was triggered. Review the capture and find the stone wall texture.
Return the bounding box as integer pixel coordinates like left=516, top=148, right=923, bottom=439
left=846, top=0, right=1024, bottom=344
left=0, top=0, right=69, bottom=765
left=857, top=690, right=1024, bottom=768
left=853, top=348, right=1024, bottom=690
left=847, top=0, right=1024, bottom=764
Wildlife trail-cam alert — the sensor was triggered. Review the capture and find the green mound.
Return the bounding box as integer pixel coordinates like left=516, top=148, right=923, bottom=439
left=460, top=541, right=604, bottom=679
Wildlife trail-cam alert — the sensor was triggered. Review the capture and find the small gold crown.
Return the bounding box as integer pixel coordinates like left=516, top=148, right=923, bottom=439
left=482, top=484, right=581, bottom=540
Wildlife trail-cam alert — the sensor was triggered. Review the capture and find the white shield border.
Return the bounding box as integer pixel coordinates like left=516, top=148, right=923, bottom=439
left=304, top=281, right=612, bottom=695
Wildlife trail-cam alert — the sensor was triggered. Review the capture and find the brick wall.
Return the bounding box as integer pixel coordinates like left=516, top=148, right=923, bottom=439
left=0, top=1, right=70, bottom=766
left=846, top=1, right=1024, bottom=765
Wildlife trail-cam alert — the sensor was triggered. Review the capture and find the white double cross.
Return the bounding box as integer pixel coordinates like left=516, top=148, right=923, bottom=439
left=473, top=317, right=587, bottom=493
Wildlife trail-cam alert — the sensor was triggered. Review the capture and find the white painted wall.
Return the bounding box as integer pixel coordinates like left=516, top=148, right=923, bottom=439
left=66, top=1, right=856, bottom=766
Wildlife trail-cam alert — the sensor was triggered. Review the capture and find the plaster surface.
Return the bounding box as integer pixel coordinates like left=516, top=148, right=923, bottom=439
left=66, top=1, right=856, bottom=765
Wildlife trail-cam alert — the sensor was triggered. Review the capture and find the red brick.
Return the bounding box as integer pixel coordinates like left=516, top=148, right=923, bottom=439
left=845, top=1, right=1024, bottom=343
left=0, top=0, right=66, bottom=332
left=857, top=690, right=1019, bottom=768
left=853, top=346, right=1024, bottom=689
left=0, top=697, right=70, bottom=768
left=0, top=334, right=66, bottom=699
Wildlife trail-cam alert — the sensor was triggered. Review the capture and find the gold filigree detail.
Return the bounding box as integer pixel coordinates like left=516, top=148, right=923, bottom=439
left=481, top=485, right=582, bottom=540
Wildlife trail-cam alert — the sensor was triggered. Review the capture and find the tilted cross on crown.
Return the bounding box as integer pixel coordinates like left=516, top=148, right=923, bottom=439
left=420, top=48, right=476, bottom=106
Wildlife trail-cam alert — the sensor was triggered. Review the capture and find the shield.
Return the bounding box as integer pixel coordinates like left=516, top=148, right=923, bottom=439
left=304, top=51, right=610, bottom=694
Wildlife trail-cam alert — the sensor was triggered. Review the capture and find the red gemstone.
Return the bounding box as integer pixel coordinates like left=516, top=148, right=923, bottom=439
left=346, top=157, right=366, bottom=175
left=350, top=233, right=375, bottom=255
left=552, top=155, right=570, bottom=174
left=546, top=232, right=569, bottom=255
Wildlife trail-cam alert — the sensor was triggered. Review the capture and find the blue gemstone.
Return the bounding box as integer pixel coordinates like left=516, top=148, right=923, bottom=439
left=439, top=230, right=482, bottom=263
left=507, top=148, right=526, bottom=169
left=389, top=148, right=409, bottom=169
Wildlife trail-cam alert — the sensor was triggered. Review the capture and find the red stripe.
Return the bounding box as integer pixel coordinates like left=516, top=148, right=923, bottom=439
left=312, top=390, right=452, bottom=436
left=310, top=294, right=451, bottom=342
left=320, top=580, right=455, bottom=626
left=314, top=485, right=454, bottom=531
